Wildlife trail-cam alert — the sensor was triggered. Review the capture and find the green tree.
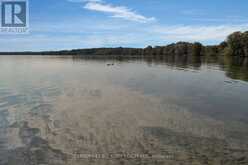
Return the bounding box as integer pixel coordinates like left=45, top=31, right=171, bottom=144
left=227, top=31, right=246, bottom=56
left=192, top=42, right=202, bottom=56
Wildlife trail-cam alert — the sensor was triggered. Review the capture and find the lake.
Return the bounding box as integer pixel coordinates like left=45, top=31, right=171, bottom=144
left=0, top=55, right=248, bottom=165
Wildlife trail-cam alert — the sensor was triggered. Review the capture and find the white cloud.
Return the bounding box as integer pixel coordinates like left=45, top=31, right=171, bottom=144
left=84, top=2, right=155, bottom=23
left=68, top=0, right=156, bottom=23
left=151, top=24, right=248, bottom=43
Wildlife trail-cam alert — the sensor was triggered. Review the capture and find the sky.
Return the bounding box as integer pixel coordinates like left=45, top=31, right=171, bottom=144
left=1, top=0, right=248, bottom=51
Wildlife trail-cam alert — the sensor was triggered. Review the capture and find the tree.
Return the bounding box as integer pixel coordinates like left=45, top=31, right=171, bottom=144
left=242, top=31, right=248, bottom=56
left=192, top=42, right=202, bottom=56
left=227, top=31, right=245, bottom=56
left=144, top=46, right=153, bottom=55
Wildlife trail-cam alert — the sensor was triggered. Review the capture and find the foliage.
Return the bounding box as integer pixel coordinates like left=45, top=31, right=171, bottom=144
left=226, top=31, right=248, bottom=57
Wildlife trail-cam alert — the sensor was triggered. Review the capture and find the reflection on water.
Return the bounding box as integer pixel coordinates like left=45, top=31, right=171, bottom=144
left=222, top=56, right=248, bottom=82
left=0, top=55, right=248, bottom=165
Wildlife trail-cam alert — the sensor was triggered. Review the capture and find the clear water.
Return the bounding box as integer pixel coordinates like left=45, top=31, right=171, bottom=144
left=0, top=55, right=248, bottom=165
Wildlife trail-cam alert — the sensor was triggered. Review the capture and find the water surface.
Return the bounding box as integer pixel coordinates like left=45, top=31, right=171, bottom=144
left=0, top=55, right=248, bottom=165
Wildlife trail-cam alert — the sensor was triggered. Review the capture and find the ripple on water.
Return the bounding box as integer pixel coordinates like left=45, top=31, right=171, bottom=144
left=29, top=104, right=53, bottom=120
left=0, top=109, right=9, bottom=129
left=0, top=94, right=26, bottom=108
left=1, top=121, right=68, bottom=165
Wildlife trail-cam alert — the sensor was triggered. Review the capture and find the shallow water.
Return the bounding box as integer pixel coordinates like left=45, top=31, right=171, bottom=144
left=0, top=55, right=248, bottom=165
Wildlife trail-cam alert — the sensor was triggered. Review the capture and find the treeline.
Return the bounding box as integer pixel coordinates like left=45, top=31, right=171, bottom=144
left=0, top=31, right=248, bottom=57
left=0, top=43, right=213, bottom=56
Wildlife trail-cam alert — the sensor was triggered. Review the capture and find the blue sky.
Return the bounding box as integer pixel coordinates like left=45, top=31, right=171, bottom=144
left=1, top=0, right=248, bottom=51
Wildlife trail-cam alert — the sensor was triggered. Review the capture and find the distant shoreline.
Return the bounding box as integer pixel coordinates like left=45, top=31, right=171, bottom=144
left=1, top=31, right=248, bottom=57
